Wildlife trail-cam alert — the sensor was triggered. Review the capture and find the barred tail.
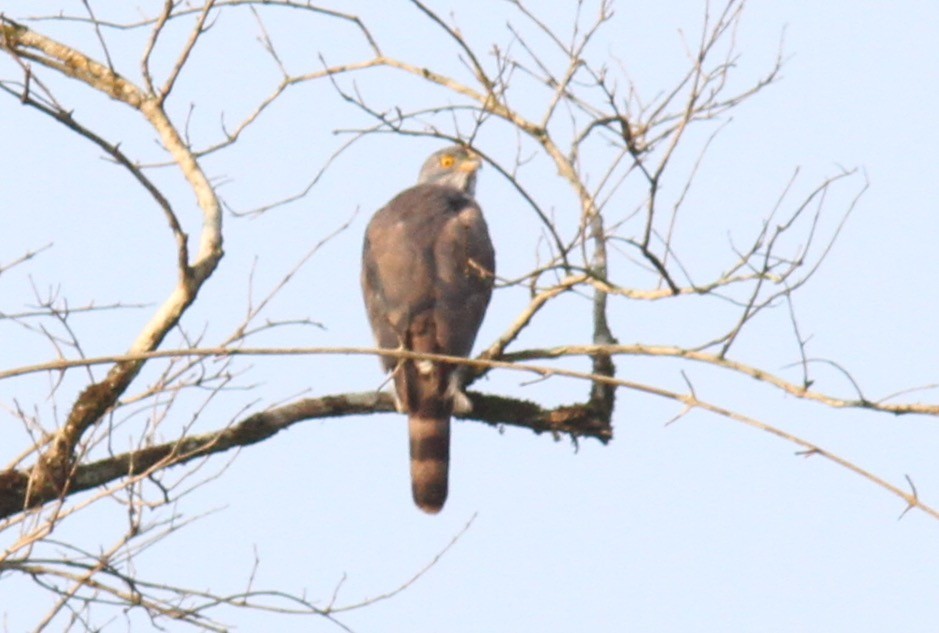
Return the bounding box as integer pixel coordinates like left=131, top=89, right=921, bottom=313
left=408, top=415, right=450, bottom=513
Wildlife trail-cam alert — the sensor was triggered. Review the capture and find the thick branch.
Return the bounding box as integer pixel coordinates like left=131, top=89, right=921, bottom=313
left=0, top=389, right=610, bottom=519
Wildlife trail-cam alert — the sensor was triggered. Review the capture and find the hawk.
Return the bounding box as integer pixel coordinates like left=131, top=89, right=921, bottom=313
left=361, top=146, right=495, bottom=514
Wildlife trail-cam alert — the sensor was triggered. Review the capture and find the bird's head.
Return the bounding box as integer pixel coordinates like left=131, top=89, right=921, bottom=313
left=417, top=145, right=482, bottom=195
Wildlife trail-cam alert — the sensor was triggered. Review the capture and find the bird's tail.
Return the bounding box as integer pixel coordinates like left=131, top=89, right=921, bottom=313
left=408, top=414, right=450, bottom=513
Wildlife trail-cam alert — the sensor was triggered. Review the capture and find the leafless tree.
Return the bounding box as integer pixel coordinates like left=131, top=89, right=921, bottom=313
left=0, top=1, right=933, bottom=630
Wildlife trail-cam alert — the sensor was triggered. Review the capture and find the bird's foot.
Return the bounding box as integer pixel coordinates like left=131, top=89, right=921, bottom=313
left=451, top=389, right=473, bottom=415
left=391, top=390, right=407, bottom=413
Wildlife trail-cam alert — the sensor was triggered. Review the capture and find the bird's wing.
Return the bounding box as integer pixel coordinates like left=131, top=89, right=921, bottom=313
left=432, top=200, right=495, bottom=359
left=361, top=187, right=439, bottom=373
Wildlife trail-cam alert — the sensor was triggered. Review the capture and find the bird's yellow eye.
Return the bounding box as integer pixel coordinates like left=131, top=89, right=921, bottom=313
left=440, top=154, right=456, bottom=168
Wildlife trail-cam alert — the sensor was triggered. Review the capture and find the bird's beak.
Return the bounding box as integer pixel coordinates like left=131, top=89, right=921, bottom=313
left=458, top=154, right=482, bottom=173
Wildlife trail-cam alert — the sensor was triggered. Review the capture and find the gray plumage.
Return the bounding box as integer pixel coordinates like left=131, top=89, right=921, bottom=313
left=361, top=146, right=495, bottom=513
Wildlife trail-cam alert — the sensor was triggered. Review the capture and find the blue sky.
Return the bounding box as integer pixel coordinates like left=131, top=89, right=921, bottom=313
left=2, top=2, right=939, bottom=631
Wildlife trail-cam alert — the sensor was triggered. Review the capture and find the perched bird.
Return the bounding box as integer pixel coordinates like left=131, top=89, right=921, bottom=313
left=361, top=145, right=495, bottom=513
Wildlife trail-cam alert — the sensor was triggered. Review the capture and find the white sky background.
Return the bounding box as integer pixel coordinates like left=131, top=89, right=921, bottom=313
left=1, top=1, right=939, bottom=631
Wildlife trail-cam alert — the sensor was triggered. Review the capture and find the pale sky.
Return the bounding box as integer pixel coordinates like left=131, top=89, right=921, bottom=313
left=2, top=2, right=939, bottom=631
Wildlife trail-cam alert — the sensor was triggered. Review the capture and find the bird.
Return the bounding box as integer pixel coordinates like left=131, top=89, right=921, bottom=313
left=361, top=145, right=495, bottom=514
